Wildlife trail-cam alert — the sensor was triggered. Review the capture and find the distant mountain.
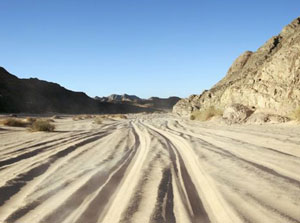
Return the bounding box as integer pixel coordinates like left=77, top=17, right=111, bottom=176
left=0, top=67, right=158, bottom=114
left=95, top=94, right=180, bottom=111
left=95, top=94, right=142, bottom=102
left=147, top=96, right=181, bottom=110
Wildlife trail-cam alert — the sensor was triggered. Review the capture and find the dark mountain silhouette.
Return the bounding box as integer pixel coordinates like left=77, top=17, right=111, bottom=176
left=0, top=67, right=160, bottom=114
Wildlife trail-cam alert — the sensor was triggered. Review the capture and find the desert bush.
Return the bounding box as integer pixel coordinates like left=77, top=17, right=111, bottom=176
left=30, top=120, right=55, bottom=132
left=110, top=114, right=127, bottom=119
left=120, top=114, right=127, bottom=119
left=290, top=107, right=300, bottom=121
left=72, top=115, right=86, bottom=121
left=190, top=106, right=223, bottom=121
left=73, top=115, right=95, bottom=121
left=1, top=118, right=28, bottom=127
left=72, top=116, right=80, bottom=121
left=25, top=117, right=37, bottom=123
left=94, top=117, right=103, bottom=124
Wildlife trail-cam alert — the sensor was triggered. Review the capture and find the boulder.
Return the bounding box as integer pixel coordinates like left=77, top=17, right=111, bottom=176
left=223, top=104, right=254, bottom=124
left=246, top=112, right=290, bottom=124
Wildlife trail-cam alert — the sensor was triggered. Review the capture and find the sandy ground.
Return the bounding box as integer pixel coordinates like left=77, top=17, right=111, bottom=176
left=0, top=113, right=299, bottom=223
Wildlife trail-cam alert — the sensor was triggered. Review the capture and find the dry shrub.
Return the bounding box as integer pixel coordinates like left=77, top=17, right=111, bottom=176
left=94, top=117, right=103, bottom=124
left=73, top=114, right=127, bottom=121
left=1, top=117, right=55, bottom=132
left=73, top=115, right=95, bottom=121
left=72, top=116, right=80, bottom=121
left=30, top=120, right=55, bottom=132
left=25, top=117, right=37, bottom=124
left=190, top=106, right=223, bottom=121
left=1, top=118, right=28, bottom=127
left=290, top=107, right=300, bottom=121
left=110, top=114, right=127, bottom=119
left=73, top=115, right=84, bottom=121
left=118, top=114, right=127, bottom=119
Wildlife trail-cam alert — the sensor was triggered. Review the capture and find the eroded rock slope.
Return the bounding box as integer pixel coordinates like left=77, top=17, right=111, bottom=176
left=174, top=17, right=300, bottom=117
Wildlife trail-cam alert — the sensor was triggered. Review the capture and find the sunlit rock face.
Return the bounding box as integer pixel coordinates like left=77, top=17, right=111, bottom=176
left=173, top=17, right=300, bottom=117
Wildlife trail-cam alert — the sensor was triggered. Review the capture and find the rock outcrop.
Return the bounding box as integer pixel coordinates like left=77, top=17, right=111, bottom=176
left=223, top=104, right=255, bottom=124
left=173, top=17, right=300, bottom=117
left=246, top=112, right=290, bottom=124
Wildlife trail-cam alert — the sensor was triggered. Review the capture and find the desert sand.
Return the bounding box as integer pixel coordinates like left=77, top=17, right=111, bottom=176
left=0, top=114, right=299, bottom=223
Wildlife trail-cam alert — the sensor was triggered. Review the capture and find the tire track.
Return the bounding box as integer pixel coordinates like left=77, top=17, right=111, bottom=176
left=162, top=125, right=300, bottom=187
left=145, top=122, right=241, bottom=223
left=144, top=124, right=210, bottom=223
left=0, top=131, right=108, bottom=208
left=100, top=121, right=150, bottom=223
left=73, top=127, right=140, bottom=223
left=150, top=168, right=176, bottom=223
left=166, top=122, right=300, bottom=158
left=5, top=128, right=129, bottom=223
left=119, top=151, right=164, bottom=223
left=0, top=131, right=102, bottom=168
left=216, top=175, right=300, bottom=223
left=1, top=115, right=300, bottom=223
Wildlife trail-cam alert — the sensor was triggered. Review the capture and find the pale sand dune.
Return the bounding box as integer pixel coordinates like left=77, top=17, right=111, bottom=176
left=0, top=114, right=299, bottom=223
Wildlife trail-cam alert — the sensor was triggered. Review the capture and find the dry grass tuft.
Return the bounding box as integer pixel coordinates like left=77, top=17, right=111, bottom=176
left=30, top=119, right=55, bottom=132
left=94, top=118, right=103, bottom=124
left=1, top=117, right=55, bottom=132
left=72, top=114, right=95, bottom=121
left=93, top=114, right=127, bottom=124
left=109, top=114, right=127, bottom=119
left=190, top=106, right=223, bottom=121
left=290, top=107, right=300, bottom=122
left=73, top=114, right=127, bottom=121
left=25, top=117, right=37, bottom=123
left=1, top=118, right=29, bottom=127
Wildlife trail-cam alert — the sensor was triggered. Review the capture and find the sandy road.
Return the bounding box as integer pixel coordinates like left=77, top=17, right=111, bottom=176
left=0, top=114, right=300, bottom=223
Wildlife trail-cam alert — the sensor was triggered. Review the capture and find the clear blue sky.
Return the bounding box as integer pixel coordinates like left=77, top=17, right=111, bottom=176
left=0, top=0, right=299, bottom=98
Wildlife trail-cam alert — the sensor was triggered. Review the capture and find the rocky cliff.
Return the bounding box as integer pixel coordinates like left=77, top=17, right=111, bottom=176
left=173, top=17, right=300, bottom=117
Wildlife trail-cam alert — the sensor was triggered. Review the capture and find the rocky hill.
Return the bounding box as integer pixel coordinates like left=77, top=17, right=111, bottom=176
left=173, top=17, right=300, bottom=117
left=147, top=96, right=181, bottom=110
left=96, top=94, right=180, bottom=111
left=0, top=67, right=157, bottom=114
left=95, top=94, right=142, bottom=102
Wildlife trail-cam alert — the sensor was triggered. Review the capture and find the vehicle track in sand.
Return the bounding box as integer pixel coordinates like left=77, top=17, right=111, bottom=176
left=0, top=114, right=299, bottom=223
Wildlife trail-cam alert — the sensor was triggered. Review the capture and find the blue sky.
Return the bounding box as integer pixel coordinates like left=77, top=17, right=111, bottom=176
left=0, top=0, right=299, bottom=98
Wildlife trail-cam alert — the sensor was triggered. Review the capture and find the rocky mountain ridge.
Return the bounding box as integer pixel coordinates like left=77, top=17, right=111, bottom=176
left=0, top=68, right=160, bottom=114
left=173, top=17, right=300, bottom=117
left=95, top=94, right=141, bottom=102
left=96, top=94, right=180, bottom=111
